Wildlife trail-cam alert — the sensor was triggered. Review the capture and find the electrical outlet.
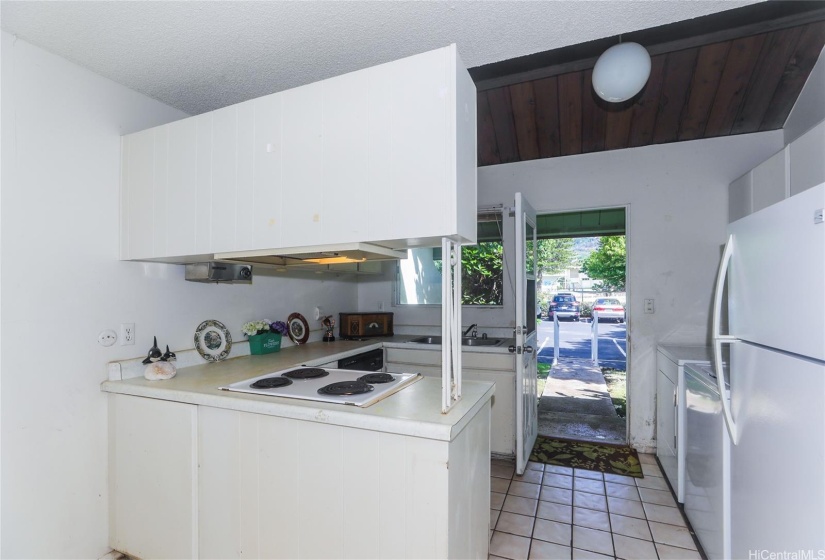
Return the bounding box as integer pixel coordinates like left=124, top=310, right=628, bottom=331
left=121, top=323, right=135, bottom=345
left=98, top=329, right=117, bottom=347
left=644, top=299, right=655, bottom=314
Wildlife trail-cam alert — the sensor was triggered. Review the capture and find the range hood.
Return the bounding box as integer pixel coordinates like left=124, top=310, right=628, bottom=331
left=214, top=242, right=407, bottom=268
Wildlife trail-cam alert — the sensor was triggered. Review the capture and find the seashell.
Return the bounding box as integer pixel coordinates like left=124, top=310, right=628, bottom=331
left=144, top=361, right=177, bottom=380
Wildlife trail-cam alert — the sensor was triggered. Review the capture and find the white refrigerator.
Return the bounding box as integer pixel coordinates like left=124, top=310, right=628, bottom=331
left=713, top=182, right=825, bottom=559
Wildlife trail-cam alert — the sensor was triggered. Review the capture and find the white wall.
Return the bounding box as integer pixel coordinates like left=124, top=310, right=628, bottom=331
left=362, top=131, right=784, bottom=450
left=0, top=32, right=358, bottom=559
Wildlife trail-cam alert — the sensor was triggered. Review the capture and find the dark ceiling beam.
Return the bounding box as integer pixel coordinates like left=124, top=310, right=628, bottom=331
left=470, top=1, right=825, bottom=92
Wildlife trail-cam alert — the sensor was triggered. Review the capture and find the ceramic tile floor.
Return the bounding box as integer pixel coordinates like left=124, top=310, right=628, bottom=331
left=489, top=454, right=702, bottom=560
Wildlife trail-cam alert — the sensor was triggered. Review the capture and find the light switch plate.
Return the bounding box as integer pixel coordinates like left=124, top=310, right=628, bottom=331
left=644, top=299, right=655, bottom=314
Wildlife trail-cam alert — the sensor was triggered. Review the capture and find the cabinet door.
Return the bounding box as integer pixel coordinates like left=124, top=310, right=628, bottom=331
left=656, top=360, right=677, bottom=486
left=122, top=129, right=155, bottom=260
left=211, top=106, right=238, bottom=253
left=194, top=113, right=214, bottom=255
left=728, top=172, right=752, bottom=223
left=166, top=118, right=198, bottom=257
left=109, top=394, right=197, bottom=559
left=235, top=101, right=256, bottom=249
left=790, top=120, right=825, bottom=196
left=321, top=69, right=370, bottom=243
left=382, top=48, right=450, bottom=241
left=751, top=149, right=788, bottom=213
left=281, top=81, right=324, bottom=247
left=252, top=93, right=283, bottom=249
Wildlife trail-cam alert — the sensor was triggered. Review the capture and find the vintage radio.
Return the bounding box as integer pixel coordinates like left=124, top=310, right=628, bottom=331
left=339, top=312, right=394, bottom=339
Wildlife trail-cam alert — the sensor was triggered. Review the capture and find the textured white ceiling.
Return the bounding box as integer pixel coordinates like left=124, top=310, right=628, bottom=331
left=1, top=1, right=759, bottom=115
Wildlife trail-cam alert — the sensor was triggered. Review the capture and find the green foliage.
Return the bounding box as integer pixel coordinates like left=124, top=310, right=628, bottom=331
left=581, top=236, right=626, bottom=292
left=602, top=368, right=627, bottom=418
left=580, top=302, right=593, bottom=318
left=537, top=362, right=551, bottom=398
left=537, top=238, right=575, bottom=280
left=460, top=243, right=503, bottom=305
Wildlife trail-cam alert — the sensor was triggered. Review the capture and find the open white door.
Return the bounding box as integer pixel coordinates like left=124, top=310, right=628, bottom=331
left=513, top=192, right=539, bottom=475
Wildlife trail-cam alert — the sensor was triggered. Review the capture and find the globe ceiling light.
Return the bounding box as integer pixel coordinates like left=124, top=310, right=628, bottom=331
left=592, top=42, right=652, bottom=103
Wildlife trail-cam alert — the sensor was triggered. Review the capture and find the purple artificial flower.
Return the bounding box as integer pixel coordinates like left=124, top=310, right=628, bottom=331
left=271, top=321, right=288, bottom=335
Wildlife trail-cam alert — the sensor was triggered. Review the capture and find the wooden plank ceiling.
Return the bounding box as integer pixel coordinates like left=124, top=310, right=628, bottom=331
left=474, top=6, right=825, bottom=166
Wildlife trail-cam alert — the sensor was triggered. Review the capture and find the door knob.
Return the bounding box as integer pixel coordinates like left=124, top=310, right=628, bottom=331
left=523, top=345, right=534, bottom=354
left=508, top=345, right=517, bottom=353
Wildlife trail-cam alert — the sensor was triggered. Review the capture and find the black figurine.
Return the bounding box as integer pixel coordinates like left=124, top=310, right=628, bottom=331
left=161, top=345, right=176, bottom=362
left=142, top=336, right=163, bottom=364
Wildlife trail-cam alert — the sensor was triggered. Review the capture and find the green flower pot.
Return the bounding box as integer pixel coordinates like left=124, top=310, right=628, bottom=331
left=248, top=332, right=282, bottom=355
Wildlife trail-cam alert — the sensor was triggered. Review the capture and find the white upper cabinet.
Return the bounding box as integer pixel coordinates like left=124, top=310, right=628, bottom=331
left=751, top=148, right=788, bottom=214
left=790, top=120, right=825, bottom=196
left=728, top=118, right=825, bottom=223
left=119, top=44, right=477, bottom=262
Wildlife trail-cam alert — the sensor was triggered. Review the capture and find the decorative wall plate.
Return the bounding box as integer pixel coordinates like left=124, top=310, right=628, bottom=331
left=194, top=320, right=232, bottom=362
left=287, top=312, right=310, bottom=344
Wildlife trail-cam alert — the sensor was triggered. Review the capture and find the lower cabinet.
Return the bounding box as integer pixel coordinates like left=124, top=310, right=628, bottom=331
left=109, top=393, right=490, bottom=559
left=656, top=353, right=678, bottom=494
left=656, top=346, right=713, bottom=503
left=108, top=394, right=198, bottom=559
left=386, top=347, right=516, bottom=458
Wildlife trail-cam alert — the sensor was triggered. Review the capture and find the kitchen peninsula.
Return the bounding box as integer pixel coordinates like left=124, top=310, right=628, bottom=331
left=102, top=338, right=494, bottom=559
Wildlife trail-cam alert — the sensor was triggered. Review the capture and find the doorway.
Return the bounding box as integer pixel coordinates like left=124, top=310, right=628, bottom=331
left=532, top=208, right=628, bottom=444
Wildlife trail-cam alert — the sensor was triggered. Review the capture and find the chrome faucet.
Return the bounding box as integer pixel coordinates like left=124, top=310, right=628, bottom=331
left=463, top=324, right=478, bottom=338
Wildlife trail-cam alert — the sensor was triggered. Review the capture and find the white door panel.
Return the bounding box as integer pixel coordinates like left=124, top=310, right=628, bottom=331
left=728, top=183, right=825, bottom=360
left=514, top=192, right=538, bottom=475
left=730, top=342, right=825, bottom=558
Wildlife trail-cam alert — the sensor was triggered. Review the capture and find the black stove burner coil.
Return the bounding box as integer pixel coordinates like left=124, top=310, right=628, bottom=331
left=250, top=376, right=293, bottom=389
left=358, top=373, right=396, bottom=384
left=281, top=368, right=329, bottom=380
left=317, top=380, right=375, bottom=396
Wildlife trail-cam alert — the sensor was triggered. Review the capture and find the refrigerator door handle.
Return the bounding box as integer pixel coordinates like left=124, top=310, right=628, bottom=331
left=713, top=234, right=739, bottom=444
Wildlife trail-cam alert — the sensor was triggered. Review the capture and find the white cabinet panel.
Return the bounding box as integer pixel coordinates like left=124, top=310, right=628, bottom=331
left=198, top=406, right=241, bottom=559
left=109, top=394, right=197, bottom=559
left=377, top=432, right=409, bottom=559
left=388, top=48, right=449, bottom=241
left=297, top=422, right=345, bottom=558
left=656, top=356, right=677, bottom=487
left=152, top=125, right=169, bottom=257
left=167, top=118, right=198, bottom=257
left=342, top=429, right=380, bottom=559
left=728, top=172, right=752, bottom=224
left=281, top=82, right=324, bottom=247
left=194, top=113, right=213, bottom=255
left=120, top=45, right=476, bottom=261
left=322, top=70, right=370, bottom=243
left=448, top=404, right=491, bottom=559
left=211, top=106, right=238, bottom=252
left=235, top=101, right=256, bottom=250
left=751, top=148, right=788, bottom=213
left=252, top=94, right=283, bottom=249
left=365, top=63, right=395, bottom=241
left=386, top=346, right=516, bottom=457
left=196, top=404, right=486, bottom=559
left=257, top=415, right=300, bottom=559
left=790, top=120, right=825, bottom=196
left=124, top=129, right=155, bottom=259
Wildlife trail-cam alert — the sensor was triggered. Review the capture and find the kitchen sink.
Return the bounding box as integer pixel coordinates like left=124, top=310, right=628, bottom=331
left=408, top=336, right=505, bottom=347
left=462, top=337, right=504, bottom=346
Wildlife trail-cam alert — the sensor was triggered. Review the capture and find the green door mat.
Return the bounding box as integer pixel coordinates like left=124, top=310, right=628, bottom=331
left=530, top=435, right=643, bottom=478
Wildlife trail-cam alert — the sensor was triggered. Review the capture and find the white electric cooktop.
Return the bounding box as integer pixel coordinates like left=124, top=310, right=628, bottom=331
left=220, top=366, right=421, bottom=408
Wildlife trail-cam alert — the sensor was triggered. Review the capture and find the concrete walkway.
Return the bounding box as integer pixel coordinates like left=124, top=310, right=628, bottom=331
left=538, top=358, right=626, bottom=444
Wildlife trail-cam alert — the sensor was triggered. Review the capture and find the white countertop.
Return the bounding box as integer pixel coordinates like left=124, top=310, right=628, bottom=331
left=383, top=337, right=515, bottom=354
left=101, top=336, right=495, bottom=442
